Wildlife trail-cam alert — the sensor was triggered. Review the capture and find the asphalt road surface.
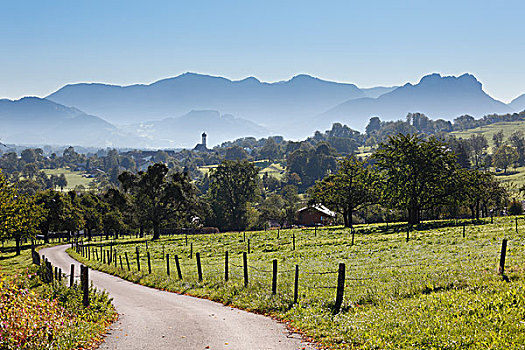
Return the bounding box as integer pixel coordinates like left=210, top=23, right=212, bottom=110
left=40, top=245, right=315, bottom=350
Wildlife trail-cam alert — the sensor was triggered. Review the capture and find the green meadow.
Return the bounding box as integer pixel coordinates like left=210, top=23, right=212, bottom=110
left=70, top=217, right=525, bottom=349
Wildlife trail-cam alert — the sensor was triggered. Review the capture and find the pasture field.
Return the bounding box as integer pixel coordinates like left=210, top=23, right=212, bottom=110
left=199, top=161, right=286, bottom=180
left=451, top=120, right=525, bottom=152
left=43, top=167, right=94, bottom=190
left=71, top=217, right=525, bottom=349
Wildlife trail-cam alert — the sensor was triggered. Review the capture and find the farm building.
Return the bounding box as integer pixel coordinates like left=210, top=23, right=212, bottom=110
left=296, top=205, right=336, bottom=226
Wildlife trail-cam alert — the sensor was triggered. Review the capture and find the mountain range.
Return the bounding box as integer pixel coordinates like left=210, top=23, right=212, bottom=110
left=0, top=73, right=524, bottom=148
left=319, top=73, right=512, bottom=130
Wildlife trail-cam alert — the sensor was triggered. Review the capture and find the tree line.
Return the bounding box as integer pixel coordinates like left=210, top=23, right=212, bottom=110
left=0, top=133, right=516, bottom=253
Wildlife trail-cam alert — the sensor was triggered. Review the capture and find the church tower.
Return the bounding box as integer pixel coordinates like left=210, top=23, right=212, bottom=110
left=201, top=132, right=207, bottom=148
left=194, top=132, right=208, bottom=152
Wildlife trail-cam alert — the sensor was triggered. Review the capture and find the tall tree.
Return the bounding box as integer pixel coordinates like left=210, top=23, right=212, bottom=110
left=492, top=130, right=504, bottom=149
left=119, top=163, right=200, bottom=240
left=34, top=190, right=68, bottom=243
left=0, top=171, right=43, bottom=255
left=509, top=131, right=525, bottom=165
left=373, top=134, right=458, bottom=225
left=493, top=145, right=518, bottom=173
left=310, top=156, right=378, bottom=228
left=208, top=160, right=259, bottom=231
left=468, top=134, right=488, bottom=168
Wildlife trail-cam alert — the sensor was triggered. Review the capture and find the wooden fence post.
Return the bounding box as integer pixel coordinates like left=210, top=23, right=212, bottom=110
left=70, top=264, right=75, bottom=287
left=294, top=264, right=299, bottom=304
left=277, top=229, right=279, bottom=240
left=166, top=254, right=170, bottom=276
left=243, top=231, right=246, bottom=242
left=58, top=268, right=62, bottom=282
left=119, top=255, right=123, bottom=269
left=136, top=247, right=141, bottom=271
left=293, top=233, right=296, bottom=250
left=224, top=251, right=229, bottom=281
left=190, top=243, right=193, bottom=259
left=498, top=238, right=508, bottom=275
left=243, top=252, right=248, bottom=287
left=272, top=259, right=277, bottom=295
left=247, top=239, right=250, bottom=254
left=88, top=247, right=90, bottom=260
left=333, top=262, right=346, bottom=314
left=81, top=265, right=89, bottom=307
left=114, top=250, right=117, bottom=267
left=351, top=227, right=355, bottom=246
left=175, top=254, right=182, bottom=279
left=125, top=252, right=130, bottom=271
left=46, top=261, right=53, bottom=283
left=147, top=252, right=152, bottom=274
left=516, top=217, right=518, bottom=233
left=463, top=223, right=466, bottom=238
left=196, top=252, right=203, bottom=281
left=406, top=225, right=410, bottom=242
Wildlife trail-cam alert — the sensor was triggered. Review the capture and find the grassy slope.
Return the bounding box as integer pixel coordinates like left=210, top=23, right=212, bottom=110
left=451, top=120, right=525, bottom=198
left=451, top=120, right=525, bottom=153
left=199, top=160, right=286, bottom=180
left=71, top=218, right=525, bottom=349
left=42, top=167, right=94, bottom=190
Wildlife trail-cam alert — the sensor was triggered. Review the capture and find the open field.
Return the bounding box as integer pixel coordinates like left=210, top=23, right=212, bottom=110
left=451, top=120, right=525, bottom=152
left=42, top=167, right=94, bottom=191
left=71, top=217, right=525, bottom=349
left=199, top=161, right=286, bottom=180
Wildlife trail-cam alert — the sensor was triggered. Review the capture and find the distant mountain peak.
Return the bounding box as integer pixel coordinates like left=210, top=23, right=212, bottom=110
left=416, top=73, right=482, bottom=90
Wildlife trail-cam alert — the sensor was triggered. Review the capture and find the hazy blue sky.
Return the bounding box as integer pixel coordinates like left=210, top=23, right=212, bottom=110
left=1, top=0, right=524, bottom=102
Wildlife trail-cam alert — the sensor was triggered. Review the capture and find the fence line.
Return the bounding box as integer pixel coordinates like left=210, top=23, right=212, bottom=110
left=69, top=234, right=513, bottom=314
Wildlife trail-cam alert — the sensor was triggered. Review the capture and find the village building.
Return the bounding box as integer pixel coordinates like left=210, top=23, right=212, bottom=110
left=296, top=205, right=336, bottom=226
left=193, top=132, right=208, bottom=152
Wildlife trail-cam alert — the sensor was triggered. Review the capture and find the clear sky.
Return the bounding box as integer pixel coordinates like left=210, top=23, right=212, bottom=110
left=1, top=0, right=524, bottom=102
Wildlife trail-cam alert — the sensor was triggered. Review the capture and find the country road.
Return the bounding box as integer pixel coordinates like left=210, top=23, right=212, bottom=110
left=40, top=245, right=315, bottom=350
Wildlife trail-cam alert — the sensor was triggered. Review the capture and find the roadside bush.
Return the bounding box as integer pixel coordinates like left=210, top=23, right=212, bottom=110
left=0, top=268, right=115, bottom=350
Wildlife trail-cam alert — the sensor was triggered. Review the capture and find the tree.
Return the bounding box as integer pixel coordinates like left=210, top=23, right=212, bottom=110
left=258, top=138, right=281, bottom=161
left=468, top=134, right=488, bottom=168
left=119, top=163, right=201, bottom=240
left=34, top=190, right=68, bottom=243
left=310, top=156, right=378, bottom=228
left=280, top=185, right=300, bottom=227
left=0, top=171, right=43, bottom=255
left=57, top=174, right=67, bottom=191
left=447, top=136, right=470, bottom=168
left=365, top=116, right=381, bottom=135
left=493, top=130, right=504, bottom=149
left=493, top=145, right=518, bottom=173
left=373, top=134, right=457, bottom=225
left=509, top=131, right=525, bottom=165
left=208, top=160, right=259, bottom=231
left=458, top=169, right=505, bottom=220
left=79, top=192, right=104, bottom=241
left=258, top=194, right=287, bottom=228
left=286, top=142, right=338, bottom=190
left=225, top=146, right=249, bottom=160
left=508, top=200, right=524, bottom=215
